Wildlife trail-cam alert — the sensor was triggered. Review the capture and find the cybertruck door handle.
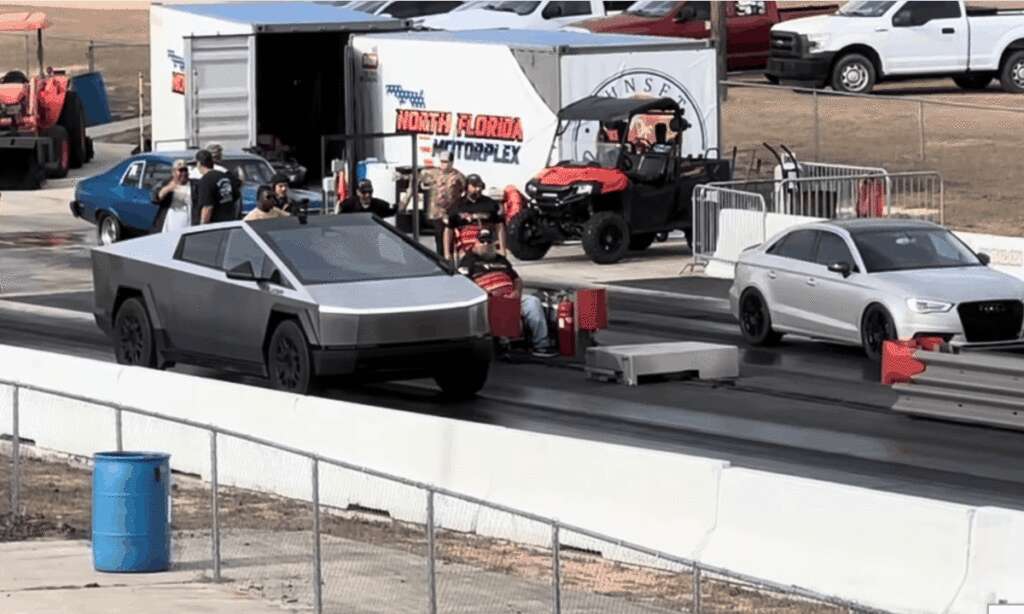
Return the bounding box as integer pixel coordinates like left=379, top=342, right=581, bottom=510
left=767, top=270, right=777, bottom=280
left=806, top=277, right=817, bottom=287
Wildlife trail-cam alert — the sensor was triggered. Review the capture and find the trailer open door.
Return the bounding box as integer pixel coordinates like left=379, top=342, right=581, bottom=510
left=184, top=34, right=256, bottom=149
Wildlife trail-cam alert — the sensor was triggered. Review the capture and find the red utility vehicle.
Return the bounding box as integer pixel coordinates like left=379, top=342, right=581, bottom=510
left=0, top=12, right=94, bottom=189
left=574, top=0, right=838, bottom=71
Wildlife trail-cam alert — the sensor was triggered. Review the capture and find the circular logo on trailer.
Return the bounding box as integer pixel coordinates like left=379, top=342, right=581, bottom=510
left=570, top=69, right=709, bottom=160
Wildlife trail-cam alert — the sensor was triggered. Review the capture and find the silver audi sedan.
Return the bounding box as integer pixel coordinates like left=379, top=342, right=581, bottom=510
left=729, top=219, right=1024, bottom=360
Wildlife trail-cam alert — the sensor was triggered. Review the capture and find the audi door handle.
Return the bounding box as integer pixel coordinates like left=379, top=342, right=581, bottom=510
left=767, top=271, right=777, bottom=280
left=942, top=27, right=955, bottom=34
left=806, top=277, right=817, bottom=287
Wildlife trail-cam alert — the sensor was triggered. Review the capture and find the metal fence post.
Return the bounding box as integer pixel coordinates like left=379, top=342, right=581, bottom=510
left=312, top=458, right=323, bottom=614
left=115, top=408, right=123, bottom=452
left=692, top=564, right=702, bottom=614
left=918, top=101, right=926, bottom=162
left=812, top=88, right=820, bottom=162
left=426, top=490, right=438, bottom=614
left=210, top=431, right=221, bottom=582
left=551, top=522, right=562, bottom=614
left=11, top=386, right=20, bottom=516
left=87, top=40, right=95, bottom=73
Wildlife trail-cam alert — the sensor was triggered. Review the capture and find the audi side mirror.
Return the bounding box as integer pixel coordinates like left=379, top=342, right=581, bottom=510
left=828, top=261, right=852, bottom=278
left=977, top=252, right=991, bottom=266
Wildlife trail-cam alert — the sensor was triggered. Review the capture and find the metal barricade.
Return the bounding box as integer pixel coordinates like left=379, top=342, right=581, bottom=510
left=691, top=185, right=767, bottom=267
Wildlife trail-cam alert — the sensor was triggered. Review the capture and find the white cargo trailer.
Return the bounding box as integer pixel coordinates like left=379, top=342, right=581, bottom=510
left=149, top=1, right=406, bottom=179
left=349, top=29, right=719, bottom=193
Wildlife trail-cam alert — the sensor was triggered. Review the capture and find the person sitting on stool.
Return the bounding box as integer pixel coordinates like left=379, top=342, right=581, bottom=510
left=458, top=228, right=557, bottom=358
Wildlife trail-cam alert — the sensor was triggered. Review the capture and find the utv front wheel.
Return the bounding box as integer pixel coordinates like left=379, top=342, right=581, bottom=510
left=582, top=211, right=629, bottom=264
left=507, top=212, right=552, bottom=261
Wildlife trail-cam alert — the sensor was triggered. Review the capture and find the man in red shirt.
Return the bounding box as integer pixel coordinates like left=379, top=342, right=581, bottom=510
left=459, top=228, right=556, bottom=357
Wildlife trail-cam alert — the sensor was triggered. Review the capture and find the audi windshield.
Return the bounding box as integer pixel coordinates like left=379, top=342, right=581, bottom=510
left=852, top=228, right=983, bottom=273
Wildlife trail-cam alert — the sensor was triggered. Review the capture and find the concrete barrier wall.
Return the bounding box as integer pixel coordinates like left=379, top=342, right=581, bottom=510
left=2, top=343, right=1024, bottom=613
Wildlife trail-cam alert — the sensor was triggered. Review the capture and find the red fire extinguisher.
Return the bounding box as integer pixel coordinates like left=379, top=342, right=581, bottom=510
left=557, top=294, right=575, bottom=358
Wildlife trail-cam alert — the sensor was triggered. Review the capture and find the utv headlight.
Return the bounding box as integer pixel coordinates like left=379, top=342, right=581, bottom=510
left=575, top=183, right=594, bottom=195
left=804, top=33, right=831, bottom=53
left=906, top=298, right=953, bottom=314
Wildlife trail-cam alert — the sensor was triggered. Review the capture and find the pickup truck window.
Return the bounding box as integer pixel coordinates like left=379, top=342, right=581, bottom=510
left=734, top=0, right=766, bottom=17
left=484, top=1, right=540, bottom=16
left=544, top=1, right=591, bottom=18
left=837, top=1, right=896, bottom=17
left=625, top=1, right=679, bottom=17
left=894, top=0, right=961, bottom=26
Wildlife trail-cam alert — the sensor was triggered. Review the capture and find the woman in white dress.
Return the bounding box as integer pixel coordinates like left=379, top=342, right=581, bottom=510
left=153, top=159, right=193, bottom=232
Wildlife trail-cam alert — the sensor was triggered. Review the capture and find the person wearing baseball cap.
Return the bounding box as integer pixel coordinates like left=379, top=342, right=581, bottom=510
left=458, top=228, right=556, bottom=358
left=446, top=172, right=506, bottom=261
left=338, top=179, right=396, bottom=218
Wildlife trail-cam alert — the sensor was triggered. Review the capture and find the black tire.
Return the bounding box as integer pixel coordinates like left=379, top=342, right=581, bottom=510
left=434, top=357, right=490, bottom=400
left=860, top=304, right=897, bottom=362
left=42, top=125, right=70, bottom=179
left=85, top=136, right=95, bottom=163
left=582, top=211, right=630, bottom=265
left=113, top=297, right=157, bottom=368
left=21, top=151, right=45, bottom=190
left=766, top=74, right=780, bottom=85
left=58, top=91, right=87, bottom=169
left=97, top=213, right=122, bottom=246
left=507, top=212, right=552, bottom=261
left=952, top=73, right=993, bottom=91
left=656, top=231, right=670, bottom=243
left=738, top=289, right=782, bottom=346
left=831, top=53, right=876, bottom=94
left=628, top=233, right=656, bottom=251
left=1000, top=50, right=1024, bottom=94
left=266, top=320, right=316, bottom=394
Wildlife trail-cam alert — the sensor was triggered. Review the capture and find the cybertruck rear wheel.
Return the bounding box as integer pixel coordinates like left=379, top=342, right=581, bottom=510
left=507, top=212, right=552, bottom=261
left=113, top=297, right=157, bottom=368
left=267, top=320, right=316, bottom=395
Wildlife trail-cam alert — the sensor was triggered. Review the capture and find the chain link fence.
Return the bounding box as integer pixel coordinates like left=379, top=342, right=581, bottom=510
left=722, top=80, right=1024, bottom=236
left=1, top=379, right=886, bottom=613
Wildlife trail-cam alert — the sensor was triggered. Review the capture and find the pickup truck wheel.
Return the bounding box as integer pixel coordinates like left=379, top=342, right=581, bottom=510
left=831, top=54, right=876, bottom=94
left=113, top=297, right=157, bottom=368
left=582, top=211, right=630, bottom=265
left=953, top=74, right=993, bottom=91
left=435, top=357, right=489, bottom=400
left=1000, top=50, right=1024, bottom=93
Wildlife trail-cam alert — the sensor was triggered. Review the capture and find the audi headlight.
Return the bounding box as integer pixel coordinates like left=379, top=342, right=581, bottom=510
left=906, top=298, right=953, bottom=314
left=804, top=33, right=831, bottom=53
left=575, top=184, right=594, bottom=195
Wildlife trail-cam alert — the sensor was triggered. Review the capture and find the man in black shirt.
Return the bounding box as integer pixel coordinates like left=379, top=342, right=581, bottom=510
left=458, top=229, right=556, bottom=357
left=338, top=179, right=396, bottom=218
left=196, top=149, right=241, bottom=224
left=446, top=173, right=506, bottom=259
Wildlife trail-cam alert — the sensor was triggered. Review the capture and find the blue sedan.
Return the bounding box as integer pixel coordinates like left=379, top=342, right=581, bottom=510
left=71, top=150, right=323, bottom=245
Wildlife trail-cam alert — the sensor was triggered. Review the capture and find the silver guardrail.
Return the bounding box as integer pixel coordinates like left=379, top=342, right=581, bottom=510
left=891, top=351, right=1024, bottom=431
left=0, top=378, right=887, bottom=614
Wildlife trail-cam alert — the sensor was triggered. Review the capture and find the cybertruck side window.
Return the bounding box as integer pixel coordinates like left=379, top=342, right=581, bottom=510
left=222, top=229, right=283, bottom=282
left=176, top=230, right=228, bottom=269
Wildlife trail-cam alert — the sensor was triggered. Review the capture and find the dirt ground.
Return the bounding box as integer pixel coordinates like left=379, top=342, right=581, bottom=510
left=1, top=452, right=848, bottom=613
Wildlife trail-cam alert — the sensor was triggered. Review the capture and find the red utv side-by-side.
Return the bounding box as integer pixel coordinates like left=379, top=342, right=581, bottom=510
left=507, top=96, right=732, bottom=265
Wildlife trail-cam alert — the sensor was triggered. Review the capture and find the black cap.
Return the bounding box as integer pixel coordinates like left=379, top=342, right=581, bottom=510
left=357, top=179, right=373, bottom=193
left=270, top=173, right=290, bottom=187
left=466, top=174, right=485, bottom=188
left=477, top=228, right=495, bottom=244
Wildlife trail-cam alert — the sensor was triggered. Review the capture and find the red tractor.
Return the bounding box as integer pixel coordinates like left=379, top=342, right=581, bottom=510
left=0, top=12, right=93, bottom=190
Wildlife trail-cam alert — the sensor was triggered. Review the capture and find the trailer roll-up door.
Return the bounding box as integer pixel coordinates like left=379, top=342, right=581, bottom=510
left=185, top=34, right=256, bottom=150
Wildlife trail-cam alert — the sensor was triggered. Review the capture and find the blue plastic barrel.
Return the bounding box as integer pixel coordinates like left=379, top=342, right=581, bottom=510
left=70, top=72, right=112, bottom=127
left=92, top=452, right=171, bottom=573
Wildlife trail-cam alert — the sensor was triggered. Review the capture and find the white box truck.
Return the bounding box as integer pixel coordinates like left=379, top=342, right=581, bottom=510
left=349, top=29, right=720, bottom=193
left=149, top=1, right=406, bottom=179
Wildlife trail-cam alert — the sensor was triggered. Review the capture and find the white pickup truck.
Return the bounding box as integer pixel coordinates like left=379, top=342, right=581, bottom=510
left=766, top=0, right=1024, bottom=93
left=419, top=1, right=625, bottom=31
